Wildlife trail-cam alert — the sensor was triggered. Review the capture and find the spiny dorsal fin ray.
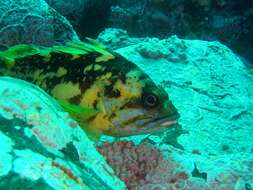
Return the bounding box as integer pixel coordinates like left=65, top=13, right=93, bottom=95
left=85, top=37, right=107, bottom=50
left=66, top=40, right=114, bottom=62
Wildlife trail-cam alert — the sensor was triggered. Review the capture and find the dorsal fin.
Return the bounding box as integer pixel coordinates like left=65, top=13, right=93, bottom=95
left=85, top=37, right=107, bottom=50
left=0, top=44, right=41, bottom=66
left=65, top=40, right=115, bottom=62
left=0, top=40, right=115, bottom=66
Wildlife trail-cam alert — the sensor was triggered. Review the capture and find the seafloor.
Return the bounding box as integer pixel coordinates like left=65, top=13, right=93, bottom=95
left=0, top=1, right=253, bottom=190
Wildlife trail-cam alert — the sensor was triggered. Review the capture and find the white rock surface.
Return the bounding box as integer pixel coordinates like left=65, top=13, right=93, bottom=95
left=0, top=77, right=126, bottom=190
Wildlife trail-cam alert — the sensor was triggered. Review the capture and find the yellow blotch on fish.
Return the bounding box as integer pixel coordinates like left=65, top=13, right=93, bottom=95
left=79, top=83, right=101, bottom=109
left=94, top=64, right=103, bottom=71
left=83, top=65, right=93, bottom=73
left=56, top=67, right=68, bottom=77
left=113, top=70, right=145, bottom=100
left=114, top=79, right=142, bottom=100
left=99, top=72, right=112, bottom=80
left=88, top=113, right=112, bottom=131
left=51, top=82, right=81, bottom=101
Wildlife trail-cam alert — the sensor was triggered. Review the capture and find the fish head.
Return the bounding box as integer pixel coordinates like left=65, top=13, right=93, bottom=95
left=89, top=56, right=180, bottom=136
left=104, top=74, right=179, bottom=136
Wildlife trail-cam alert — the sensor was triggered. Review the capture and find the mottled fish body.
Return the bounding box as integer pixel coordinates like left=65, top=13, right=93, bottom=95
left=0, top=40, right=179, bottom=137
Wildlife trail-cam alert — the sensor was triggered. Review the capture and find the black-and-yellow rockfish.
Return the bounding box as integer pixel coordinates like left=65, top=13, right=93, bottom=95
left=0, top=39, right=179, bottom=138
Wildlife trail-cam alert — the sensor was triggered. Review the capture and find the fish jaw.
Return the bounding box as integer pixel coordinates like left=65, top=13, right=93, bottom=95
left=104, top=111, right=180, bottom=137
left=140, top=112, right=180, bottom=133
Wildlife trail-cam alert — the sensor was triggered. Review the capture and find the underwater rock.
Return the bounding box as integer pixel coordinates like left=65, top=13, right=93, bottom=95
left=108, top=0, right=252, bottom=39
left=0, top=77, right=126, bottom=190
left=46, top=0, right=115, bottom=37
left=0, top=0, right=79, bottom=48
left=109, top=0, right=179, bottom=37
left=43, top=0, right=253, bottom=63
left=97, top=28, right=136, bottom=50
left=45, top=0, right=85, bottom=27
left=97, top=29, right=253, bottom=189
left=108, top=0, right=253, bottom=63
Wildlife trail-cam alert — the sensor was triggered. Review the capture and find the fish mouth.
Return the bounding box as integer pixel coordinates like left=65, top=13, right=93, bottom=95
left=106, top=111, right=180, bottom=137
left=120, top=112, right=180, bottom=136
left=143, top=112, right=180, bottom=131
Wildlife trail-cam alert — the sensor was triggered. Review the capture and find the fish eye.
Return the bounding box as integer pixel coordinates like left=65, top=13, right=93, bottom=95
left=142, top=93, right=159, bottom=107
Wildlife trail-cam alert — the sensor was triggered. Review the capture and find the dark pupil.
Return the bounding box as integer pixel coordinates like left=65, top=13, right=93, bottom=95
left=145, top=94, right=157, bottom=107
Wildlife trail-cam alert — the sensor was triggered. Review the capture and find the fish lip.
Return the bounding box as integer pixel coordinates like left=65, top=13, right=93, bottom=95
left=106, top=112, right=180, bottom=137
left=133, top=112, right=180, bottom=135
left=145, top=111, right=180, bottom=126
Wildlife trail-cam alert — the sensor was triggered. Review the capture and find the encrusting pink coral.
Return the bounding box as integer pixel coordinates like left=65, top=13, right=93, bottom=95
left=97, top=140, right=190, bottom=190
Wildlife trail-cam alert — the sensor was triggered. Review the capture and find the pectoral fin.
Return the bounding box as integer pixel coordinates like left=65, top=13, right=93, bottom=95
left=57, top=100, right=98, bottom=121
left=58, top=100, right=103, bottom=141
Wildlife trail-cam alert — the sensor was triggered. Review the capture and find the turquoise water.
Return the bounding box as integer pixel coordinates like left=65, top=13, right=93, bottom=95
left=0, top=1, right=253, bottom=190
